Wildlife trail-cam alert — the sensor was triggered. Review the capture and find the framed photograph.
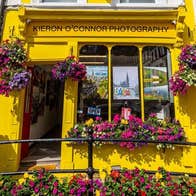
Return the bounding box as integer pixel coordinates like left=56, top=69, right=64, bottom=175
left=143, top=66, right=169, bottom=100
left=85, top=66, right=108, bottom=99
left=113, top=66, right=139, bottom=100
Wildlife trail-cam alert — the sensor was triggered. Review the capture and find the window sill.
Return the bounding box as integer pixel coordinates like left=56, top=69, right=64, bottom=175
left=14, top=3, right=182, bottom=9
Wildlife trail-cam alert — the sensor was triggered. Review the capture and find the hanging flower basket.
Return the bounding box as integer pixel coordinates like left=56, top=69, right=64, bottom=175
left=169, top=45, right=196, bottom=95
left=51, top=56, right=86, bottom=81
left=0, top=39, right=31, bottom=96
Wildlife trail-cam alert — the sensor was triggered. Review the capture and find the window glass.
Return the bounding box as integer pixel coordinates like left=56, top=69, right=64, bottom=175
left=78, top=45, right=108, bottom=123
left=143, top=46, right=174, bottom=120
left=111, top=46, right=141, bottom=118
left=120, top=0, right=155, bottom=3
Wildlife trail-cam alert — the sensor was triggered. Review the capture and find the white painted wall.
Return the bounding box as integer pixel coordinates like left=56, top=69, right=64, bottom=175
left=29, top=106, right=58, bottom=139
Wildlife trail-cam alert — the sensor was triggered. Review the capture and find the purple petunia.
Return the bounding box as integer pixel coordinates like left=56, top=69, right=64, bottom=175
left=9, top=71, right=31, bottom=90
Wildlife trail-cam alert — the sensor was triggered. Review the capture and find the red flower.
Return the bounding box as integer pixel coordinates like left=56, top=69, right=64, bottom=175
left=189, top=188, right=194, bottom=194
left=155, top=182, right=161, bottom=187
left=169, top=190, right=175, bottom=196
left=134, top=181, right=140, bottom=187
left=139, top=190, right=147, bottom=196
left=111, top=170, right=120, bottom=179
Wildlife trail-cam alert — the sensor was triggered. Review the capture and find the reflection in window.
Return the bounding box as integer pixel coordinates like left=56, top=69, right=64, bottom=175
left=143, top=46, right=174, bottom=120
left=111, top=46, right=141, bottom=118
left=78, top=45, right=108, bottom=123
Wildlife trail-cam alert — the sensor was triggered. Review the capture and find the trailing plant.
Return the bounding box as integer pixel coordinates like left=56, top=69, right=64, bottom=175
left=169, top=45, right=196, bottom=95
left=0, top=39, right=31, bottom=96
left=51, top=56, right=86, bottom=81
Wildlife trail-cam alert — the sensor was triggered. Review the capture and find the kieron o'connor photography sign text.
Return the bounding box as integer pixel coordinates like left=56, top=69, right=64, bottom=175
left=32, top=25, right=169, bottom=33
left=27, top=22, right=175, bottom=37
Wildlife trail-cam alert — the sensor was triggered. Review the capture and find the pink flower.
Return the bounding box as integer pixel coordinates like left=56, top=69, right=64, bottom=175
left=95, top=116, right=102, bottom=121
left=70, top=188, right=75, bottom=195
left=52, top=188, right=58, bottom=195
left=29, top=180, right=35, bottom=188
left=113, top=114, right=120, bottom=123
left=34, top=187, right=39, bottom=193
left=53, top=181, right=58, bottom=187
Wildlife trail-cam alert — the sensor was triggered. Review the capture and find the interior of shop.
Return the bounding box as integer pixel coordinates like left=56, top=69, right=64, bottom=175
left=20, top=65, right=64, bottom=169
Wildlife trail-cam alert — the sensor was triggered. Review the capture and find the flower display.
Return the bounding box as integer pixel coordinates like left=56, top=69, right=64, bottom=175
left=51, top=56, right=86, bottom=81
left=68, top=174, right=102, bottom=195
left=0, top=169, right=70, bottom=195
left=179, top=45, right=196, bottom=69
left=0, top=168, right=195, bottom=195
left=0, top=169, right=101, bottom=196
left=169, top=45, right=196, bottom=95
left=0, top=39, right=31, bottom=96
left=100, top=167, right=196, bottom=196
left=68, top=113, right=186, bottom=151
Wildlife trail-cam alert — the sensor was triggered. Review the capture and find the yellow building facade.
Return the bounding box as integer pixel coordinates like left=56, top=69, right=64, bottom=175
left=0, top=0, right=195, bottom=174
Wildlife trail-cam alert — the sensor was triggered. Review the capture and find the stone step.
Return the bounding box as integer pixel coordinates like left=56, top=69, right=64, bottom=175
left=20, top=156, right=60, bottom=171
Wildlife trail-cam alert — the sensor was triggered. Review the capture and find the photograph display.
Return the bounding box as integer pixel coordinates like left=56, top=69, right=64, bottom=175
left=113, top=66, right=139, bottom=100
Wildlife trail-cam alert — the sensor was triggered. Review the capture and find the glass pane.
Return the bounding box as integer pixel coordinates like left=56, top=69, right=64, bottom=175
left=78, top=45, right=108, bottom=123
left=111, top=46, right=141, bottom=118
left=142, top=46, right=174, bottom=120
left=120, top=0, right=155, bottom=3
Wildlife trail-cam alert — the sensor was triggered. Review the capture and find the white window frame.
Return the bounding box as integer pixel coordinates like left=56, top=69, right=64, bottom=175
left=115, top=0, right=184, bottom=8
left=6, top=0, right=21, bottom=6
left=32, top=0, right=86, bottom=3
left=116, top=0, right=183, bottom=3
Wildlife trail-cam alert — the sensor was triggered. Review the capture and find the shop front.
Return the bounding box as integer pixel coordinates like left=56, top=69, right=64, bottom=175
left=0, top=6, right=195, bottom=173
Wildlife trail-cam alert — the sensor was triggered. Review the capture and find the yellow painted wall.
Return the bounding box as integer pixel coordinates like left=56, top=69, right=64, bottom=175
left=1, top=10, right=21, bottom=40
left=174, top=0, right=196, bottom=142
left=61, top=78, right=78, bottom=170
left=0, top=91, right=25, bottom=172
left=0, top=10, right=26, bottom=172
left=71, top=144, right=196, bottom=175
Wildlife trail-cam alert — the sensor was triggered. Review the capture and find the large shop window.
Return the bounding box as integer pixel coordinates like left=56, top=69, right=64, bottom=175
left=78, top=45, right=108, bottom=123
left=78, top=45, right=174, bottom=122
left=143, top=46, right=174, bottom=120
left=111, top=46, right=141, bottom=118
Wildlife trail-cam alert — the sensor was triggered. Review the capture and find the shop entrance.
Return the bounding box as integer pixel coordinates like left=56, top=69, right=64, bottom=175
left=77, top=44, right=174, bottom=122
left=21, top=65, right=64, bottom=170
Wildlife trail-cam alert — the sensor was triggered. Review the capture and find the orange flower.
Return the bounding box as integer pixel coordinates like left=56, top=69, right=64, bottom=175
left=121, top=178, right=126, bottom=183
left=111, top=170, right=120, bottom=179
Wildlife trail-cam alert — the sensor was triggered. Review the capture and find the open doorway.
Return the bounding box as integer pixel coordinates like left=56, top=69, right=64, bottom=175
left=21, top=65, right=64, bottom=170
